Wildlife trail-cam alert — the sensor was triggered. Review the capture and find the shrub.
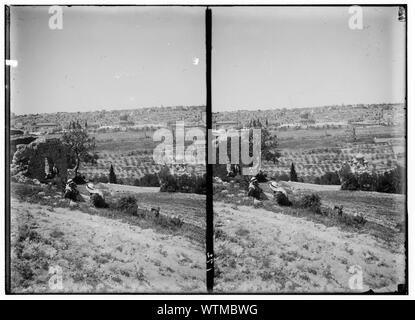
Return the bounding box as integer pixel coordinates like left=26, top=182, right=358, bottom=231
left=274, top=192, right=291, bottom=206
left=159, top=166, right=206, bottom=194
left=357, top=172, right=376, bottom=191
left=90, top=193, right=108, bottom=208
left=338, top=213, right=367, bottom=226
left=316, top=172, right=341, bottom=185
left=193, top=174, right=207, bottom=194
left=299, top=193, right=322, bottom=214
left=116, top=196, right=137, bottom=215
left=273, top=173, right=290, bottom=182
left=376, top=166, right=404, bottom=194
left=340, top=165, right=404, bottom=194
left=235, top=174, right=250, bottom=190
left=95, top=175, right=109, bottom=184
left=212, top=164, right=229, bottom=181
left=176, top=174, right=194, bottom=193
left=340, top=173, right=359, bottom=191
left=159, top=166, right=177, bottom=192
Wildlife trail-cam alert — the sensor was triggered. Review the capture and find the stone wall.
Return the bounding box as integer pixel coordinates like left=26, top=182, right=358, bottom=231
left=12, top=138, right=69, bottom=184
left=10, top=136, right=37, bottom=161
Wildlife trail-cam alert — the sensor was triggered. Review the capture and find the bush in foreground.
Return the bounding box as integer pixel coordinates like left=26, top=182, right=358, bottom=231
left=115, top=196, right=137, bottom=216
left=274, top=192, right=291, bottom=206
left=298, top=193, right=322, bottom=214
left=90, top=193, right=109, bottom=208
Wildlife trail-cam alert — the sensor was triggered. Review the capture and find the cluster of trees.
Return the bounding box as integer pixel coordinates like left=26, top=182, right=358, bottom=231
left=158, top=167, right=206, bottom=194
left=339, top=164, right=405, bottom=194
left=64, top=118, right=404, bottom=196
left=103, top=165, right=206, bottom=194
left=270, top=163, right=301, bottom=183
left=133, top=173, right=160, bottom=187
left=215, top=125, right=281, bottom=174
left=314, top=172, right=341, bottom=185
left=273, top=164, right=403, bottom=194
left=247, top=118, right=269, bottom=128
left=67, top=120, right=88, bottom=130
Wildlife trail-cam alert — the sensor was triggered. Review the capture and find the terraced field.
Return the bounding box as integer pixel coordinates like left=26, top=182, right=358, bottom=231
left=264, top=141, right=404, bottom=180
left=81, top=151, right=205, bottom=183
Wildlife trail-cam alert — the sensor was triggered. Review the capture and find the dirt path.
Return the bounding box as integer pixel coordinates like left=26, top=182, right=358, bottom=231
left=11, top=199, right=205, bottom=293
left=214, top=201, right=405, bottom=293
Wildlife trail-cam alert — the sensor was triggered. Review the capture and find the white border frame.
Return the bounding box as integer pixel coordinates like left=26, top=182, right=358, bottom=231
left=1, top=0, right=412, bottom=300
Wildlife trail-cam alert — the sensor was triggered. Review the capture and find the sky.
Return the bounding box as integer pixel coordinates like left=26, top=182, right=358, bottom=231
left=212, top=6, right=406, bottom=111
left=10, top=6, right=205, bottom=115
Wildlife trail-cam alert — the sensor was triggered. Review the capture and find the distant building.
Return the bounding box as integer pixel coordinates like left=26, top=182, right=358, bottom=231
left=299, top=119, right=316, bottom=125
left=309, top=121, right=348, bottom=128
left=278, top=123, right=301, bottom=129
left=214, top=120, right=238, bottom=130
left=118, top=120, right=135, bottom=126
left=30, top=122, right=61, bottom=134
left=348, top=120, right=379, bottom=127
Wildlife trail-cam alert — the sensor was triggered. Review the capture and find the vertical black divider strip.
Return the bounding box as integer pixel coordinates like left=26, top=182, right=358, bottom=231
left=205, top=7, right=213, bottom=292
left=5, top=5, right=11, bottom=294
left=404, top=4, right=408, bottom=293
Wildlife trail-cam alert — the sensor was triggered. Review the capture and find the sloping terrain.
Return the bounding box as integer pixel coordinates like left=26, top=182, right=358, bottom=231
left=97, top=183, right=206, bottom=244
left=10, top=183, right=205, bottom=293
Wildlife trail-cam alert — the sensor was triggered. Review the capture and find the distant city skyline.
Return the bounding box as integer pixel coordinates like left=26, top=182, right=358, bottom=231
left=11, top=104, right=206, bottom=117
left=212, top=6, right=406, bottom=112
left=11, top=101, right=402, bottom=117
left=10, top=6, right=205, bottom=115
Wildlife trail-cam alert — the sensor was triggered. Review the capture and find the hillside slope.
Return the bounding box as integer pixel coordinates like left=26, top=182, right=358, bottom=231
left=214, top=181, right=406, bottom=293
left=10, top=187, right=205, bottom=293
left=214, top=202, right=405, bottom=293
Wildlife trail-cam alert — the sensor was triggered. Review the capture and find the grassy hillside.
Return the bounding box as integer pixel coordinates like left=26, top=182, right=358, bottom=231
left=10, top=182, right=205, bottom=293
left=214, top=181, right=406, bottom=293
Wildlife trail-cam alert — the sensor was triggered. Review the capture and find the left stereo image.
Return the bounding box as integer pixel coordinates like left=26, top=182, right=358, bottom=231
left=6, top=5, right=207, bottom=293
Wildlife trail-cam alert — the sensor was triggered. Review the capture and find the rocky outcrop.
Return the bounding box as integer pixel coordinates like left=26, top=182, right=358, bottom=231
left=11, top=138, right=69, bottom=185
left=10, top=135, right=37, bottom=160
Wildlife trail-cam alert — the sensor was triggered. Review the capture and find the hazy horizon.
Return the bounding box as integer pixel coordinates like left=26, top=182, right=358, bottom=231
left=11, top=104, right=206, bottom=117
left=10, top=6, right=206, bottom=115
left=12, top=100, right=405, bottom=117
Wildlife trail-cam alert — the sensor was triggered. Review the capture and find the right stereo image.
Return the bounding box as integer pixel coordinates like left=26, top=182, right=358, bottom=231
left=211, top=6, right=407, bottom=293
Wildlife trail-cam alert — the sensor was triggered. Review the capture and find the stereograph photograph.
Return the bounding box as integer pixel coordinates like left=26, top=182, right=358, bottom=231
left=7, top=6, right=207, bottom=293
left=212, top=6, right=407, bottom=293
left=5, top=4, right=407, bottom=295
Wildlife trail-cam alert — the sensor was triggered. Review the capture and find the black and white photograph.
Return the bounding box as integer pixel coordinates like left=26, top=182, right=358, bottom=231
left=3, top=2, right=412, bottom=302
left=6, top=5, right=207, bottom=293
left=212, top=6, right=407, bottom=293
